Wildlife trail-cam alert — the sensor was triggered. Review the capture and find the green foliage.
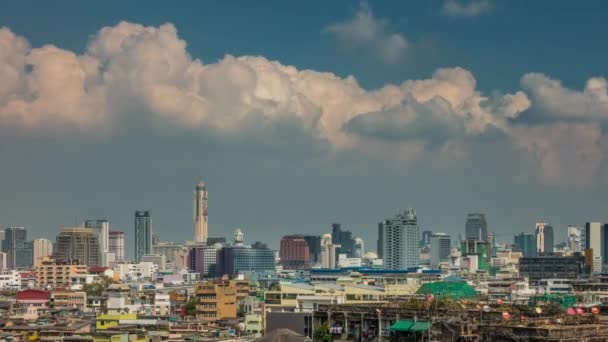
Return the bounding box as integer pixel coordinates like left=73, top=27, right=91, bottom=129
left=237, top=307, right=246, bottom=318
left=185, top=298, right=197, bottom=316
left=314, top=324, right=332, bottom=342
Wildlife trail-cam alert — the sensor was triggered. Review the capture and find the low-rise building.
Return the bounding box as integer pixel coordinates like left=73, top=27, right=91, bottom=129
left=51, top=290, right=87, bottom=311
left=195, top=278, right=237, bottom=321
left=35, top=257, right=87, bottom=289
left=0, top=270, right=21, bottom=289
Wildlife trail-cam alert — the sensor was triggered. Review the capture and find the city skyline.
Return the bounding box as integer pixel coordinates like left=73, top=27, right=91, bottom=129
left=1, top=1, right=608, bottom=250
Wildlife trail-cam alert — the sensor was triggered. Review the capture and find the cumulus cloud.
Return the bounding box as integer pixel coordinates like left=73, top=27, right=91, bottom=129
left=344, top=68, right=529, bottom=147
left=324, top=3, right=408, bottom=64
left=521, top=73, right=608, bottom=121
left=443, top=0, right=492, bottom=18
left=511, top=123, right=607, bottom=186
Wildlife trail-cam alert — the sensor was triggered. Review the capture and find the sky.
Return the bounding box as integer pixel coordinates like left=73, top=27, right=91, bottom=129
left=1, top=0, right=608, bottom=253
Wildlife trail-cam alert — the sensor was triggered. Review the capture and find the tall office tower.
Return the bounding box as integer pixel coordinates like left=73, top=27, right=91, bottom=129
left=3, top=227, right=32, bottom=269
left=383, top=208, right=420, bottom=270
left=54, top=227, right=100, bottom=267
left=84, top=219, right=109, bottom=267
left=535, top=222, right=554, bottom=255
left=33, top=238, right=53, bottom=262
left=135, top=211, right=153, bottom=262
left=280, top=235, right=310, bottom=270
left=567, top=225, right=582, bottom=253
left=514, top=232, right=537, bottom=257
left=585, top=222, right=603, bottom=273
left=430, top=233, right=451, bottom=267
left=331, top=223, right=355, bottom=257
left=194, top=181, right=209, bottom=244
left=353, top=237, right=365, bottom=258
left=465, top=213, right=488, bottom=241
left=302, top=235, right=321, bottom=264
left=377, top=223, right=384, bottom=259
left=0, top=230, right=5, bottom=250
left=320, top=233, right=339, bottom=269
left=420, top=230, right=433, bottom=247
left=108, top=231, right=125, bottom=261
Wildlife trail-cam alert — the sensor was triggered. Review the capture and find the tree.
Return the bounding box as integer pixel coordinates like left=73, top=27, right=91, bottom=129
left=185, top=298, right=197, bottom=316
left=314, top=324, right=332, bottom=342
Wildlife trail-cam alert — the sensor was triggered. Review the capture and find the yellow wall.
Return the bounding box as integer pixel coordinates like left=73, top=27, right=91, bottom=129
left=96, top=313, right=137, bottom=330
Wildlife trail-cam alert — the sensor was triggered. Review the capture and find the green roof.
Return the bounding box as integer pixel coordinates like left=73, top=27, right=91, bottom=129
left=390, top=320, right=430, bottom=332
left=415, top=281, right=477, bottom=300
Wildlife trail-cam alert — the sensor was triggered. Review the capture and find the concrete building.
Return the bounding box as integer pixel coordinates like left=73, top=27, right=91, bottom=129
left=35, top=257, right=88, bottom=289
left=382, top=208, right=420, bottom=270
left=535, top=222, right=554, bottom=255
left=514, top=232, right=537, bottom=257
left=194, top=181, right=209, bottom=244
left=189, top=243, right=220, bottom=276
left=141, top=254, right=166, bottom=271
left=302, top=235, right=321, bottom=264
left=353, top=237, right=365, bottom=259
left=0, top=270, right=21, bottom=289
left=430, top=233, right=450, bottom=267
left=54, top=227, right=100, bottom=267
left=216, top=231, right=275, bottom=276
left=113, top=262, right=157, bottom=281
left=108, top=231, right=125, bottom=262
left=195, top=278, right=237, bottom=321
left=567, top=225, right=581, bottom=253
left=332, top=223, right=355, bottom=257
left=320, top=234, right=339, bottom=269
left=465, top=213, right=488, bottom=241
left=33, top=238, right=53, bottom=263
left=84, top=219, right=110, bottom=267
left=51, top=290, right=87, bottom=311
left=519, top=255, right=585, bottom=285
left=377, top=223, right=384, bottom=259
left=3, top=227, right=32, bottom=269
left=0, top=253, right=7, bottom=271
left=280, top=235, right=310, bottom=270
left=585, top=222, right=603, bottom=272
left=134, top=211, right=152, bottom=262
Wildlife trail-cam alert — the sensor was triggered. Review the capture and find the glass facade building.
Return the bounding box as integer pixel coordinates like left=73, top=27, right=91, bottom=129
left=135, top=211, right=152, bottom=262
left=216, top=245, right=275, bottom=275
left=465, top=213, right=488, bottom=241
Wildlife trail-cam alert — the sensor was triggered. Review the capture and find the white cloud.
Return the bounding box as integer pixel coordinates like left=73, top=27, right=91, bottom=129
left=521, top=73, right=608, bottom=121
left=324, top=3, right=408, bottom=64
left=443, top=0, right=492, bottom=18
left=511, top=123, right=607, bottom=186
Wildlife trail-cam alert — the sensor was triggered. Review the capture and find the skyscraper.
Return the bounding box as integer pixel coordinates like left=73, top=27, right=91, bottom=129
left=280, top=235, right=310, bottom=270
left=382, top=208, right=420, bottom=270
left=567, top=225, right=581, bottom=253
left=430, top=233, right=451, bottom=267
left=84, top=219, right=109, bottom=267
left=320, top=233, right=339, bottom=269
left=54, top=227, right=100, bottom=267
left=353, top=237, right=365, bottom=258
left=194, top=181, right=208, bottom=244
left=3, top=227, right=32, bottom=269
left=135, top=211, right=153, bottom=262
left=465, top=213, right=488, bottom=241
left=514, top=232, right=537, bottom=257
left=33, top=238, right=53, bottom=262
left=303, top=235, right=321, bottom=264
left=377, top=223, right=384, bottom=259
left=535, top=222, right=554, bottom=255
left=585, top=222, right=603, bottom=272
left=109, top=230, right=125, bottom=261
left=331, top=223, right=355, bottom=257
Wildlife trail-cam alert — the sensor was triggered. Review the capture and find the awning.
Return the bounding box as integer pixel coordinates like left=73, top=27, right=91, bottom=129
left=390, top=320, right=429, bottom=332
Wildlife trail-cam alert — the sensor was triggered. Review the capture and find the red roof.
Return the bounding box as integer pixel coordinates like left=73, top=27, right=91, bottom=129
left=19, top=271, right=36, bottom=278
left=17, top=290, right=50, bottom=301
left=89, top=266, right=110, bottom=273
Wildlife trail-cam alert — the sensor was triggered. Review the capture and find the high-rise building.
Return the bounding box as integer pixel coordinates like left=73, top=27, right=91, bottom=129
left=461, top=238, right=491, bottom=272
left=33, top=239, right=53, bottom=262
left=135, top=211, right=153, bottom=262
left=567, top=225, right=582, bottom=253
left=331, top=223, right=355, bottom=257
left=194, top=181, right=208, bottom=244
left=54, top=227, right=100, bottom=267
left=302, top=235, right=321, bottom=264
left=514, top=233, right=537, bottom=257
left=465, top=213, right=488, bottom=241
left=320, top=233, right=340, bottom=269
left=84, top=219, right=110, bottom=267
left=430, top=233, right=450, bottom=267
left=382, top=208, right=420, bottom=270
left=420, top=230, right=433, bottom=247
left=377, top=223, right=383, bottom=259
left=215, top=229, right=275, bottom=275
left=535, top=222, right=554, bottom=255
left=353, top=237, right=365, bottom=258
left=189, top=243, right=221, bottom=276
left=280, top=235, right=310, bottom=270
left=585, top=222, right=603, bottom=272
left=108, top=231, right=125, bottom=262
left=3, top=227, right=32, bottom=269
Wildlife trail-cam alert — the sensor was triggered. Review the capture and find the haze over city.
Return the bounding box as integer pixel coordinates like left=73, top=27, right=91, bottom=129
left=1, top=0, right=608, bottom=249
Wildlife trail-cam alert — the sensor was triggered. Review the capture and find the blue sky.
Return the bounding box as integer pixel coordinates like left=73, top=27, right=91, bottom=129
left=1, top=0, right=607, bottom=253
